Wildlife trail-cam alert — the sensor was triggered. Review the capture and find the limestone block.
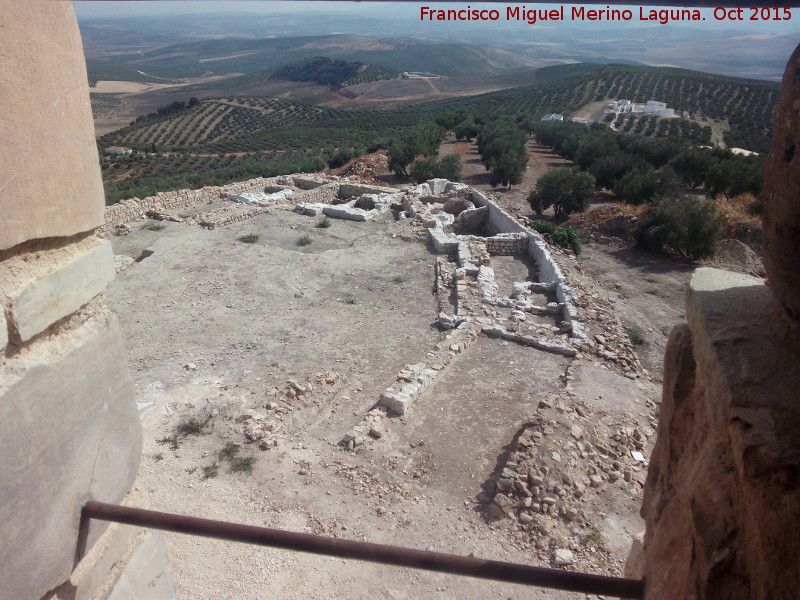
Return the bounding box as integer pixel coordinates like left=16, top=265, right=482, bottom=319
left=642, top=268, right=800, bottom=600
left=8, top=241, right=115, bottom=342
left=106, top=531, right=175, bottom=600
left=0, top=2, right=104, bottom=249
left=323, top=205, right=368, bottom=221
left=0, top=312, right=141, bottom=600
left=379, top=390, right=414, bottom=415
left=763, top=43, right=800, bottom=320
left=0, top=309, right=7, bottom=351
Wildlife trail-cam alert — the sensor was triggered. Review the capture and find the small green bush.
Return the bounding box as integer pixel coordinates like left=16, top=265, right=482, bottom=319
left=230, top=456, right=256, bottom=474
left=529, top=220, right=582, bottom=255
left=218, top=442, right=240, bottom=461
left=177, top=417, right=210, bottom=436
left=297, top=235, right=313, bottom=246
left=627, top=328, right=646, bottom=346
left=202, top=463, right=219, bottom=479
left=238, top=234, right=260, bottom=244
left=316, top=218, right=331, bottom=228
left=142, top=222, right=165, bottom=231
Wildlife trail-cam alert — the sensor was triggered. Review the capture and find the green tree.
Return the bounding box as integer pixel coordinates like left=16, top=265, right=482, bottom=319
left=409, top=154, right=462, bottom=183
left=528, top=168, right=596, bottom=218
left=636, top=195, right=726, bottom=260
left=388, top=123, right=446, bottom=177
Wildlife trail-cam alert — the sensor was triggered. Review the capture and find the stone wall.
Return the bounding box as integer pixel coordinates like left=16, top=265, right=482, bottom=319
left=99, top=176, right=291, bottom=234
left=0, top=3, right=174, bottom=599
left=485, top=233, right=529, bottom=255
left=639, top=268, right=800, bottom=599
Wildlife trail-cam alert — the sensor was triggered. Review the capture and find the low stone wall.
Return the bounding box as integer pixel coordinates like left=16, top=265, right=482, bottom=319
left=100, top=177, right=285, bottom=235
left=100, top=174, right=342, bottom=235
left=485, top=233, right=529, bottom=255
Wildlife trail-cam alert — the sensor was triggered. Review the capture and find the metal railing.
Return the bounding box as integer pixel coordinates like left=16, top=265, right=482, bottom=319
left=83, top=501, right=644, bottom=598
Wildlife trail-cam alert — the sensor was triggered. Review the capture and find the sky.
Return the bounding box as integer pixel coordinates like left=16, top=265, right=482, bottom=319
left=74, top=1, right=800, bottom=33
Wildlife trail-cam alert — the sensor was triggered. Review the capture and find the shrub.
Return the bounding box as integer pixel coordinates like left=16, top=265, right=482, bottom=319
left=529, top=220, right=582, bottom=255
left=316, top=218, right=331, bottom=228
left=238, top=234, right=260, bottom=244
left=636, top=195, right=725, bottom=260
left=297, top=235, right=313, bottom=246
left=142, top=222, right=165, bottom=231
left=177, top=417, right=210, bottom=436
left=218, top=442, right=240, bottom=461
left=202, top=463, right=219, bottom=479
left=627, top=328, right=646, bottom=346
left=230, top=456, right=256, bottom=474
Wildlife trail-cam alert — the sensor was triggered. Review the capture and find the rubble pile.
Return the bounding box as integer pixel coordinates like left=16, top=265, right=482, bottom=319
left=483, top=393, right=654, bottom=572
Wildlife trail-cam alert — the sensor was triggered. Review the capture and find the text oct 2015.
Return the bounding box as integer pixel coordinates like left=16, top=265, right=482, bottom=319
left=418, top=6, right=793, bottom=25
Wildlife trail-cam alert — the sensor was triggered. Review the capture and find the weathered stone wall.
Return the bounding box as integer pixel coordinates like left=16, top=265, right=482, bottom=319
left=0, top=3, right=174, bottom=599
left=485, top=233, right=529, bottom=255
left=763, top=43, right=800, bottom=319
left=639, top=268, right=800, bottom=599
left=0, top=3, right=104, bottom=249
left=100, top=176, right=290, bottom=234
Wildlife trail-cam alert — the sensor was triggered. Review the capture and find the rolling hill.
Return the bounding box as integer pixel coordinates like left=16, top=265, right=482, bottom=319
left=270, top=57, right=399, bottom=90
left=98, top=63, right=780, bottom=202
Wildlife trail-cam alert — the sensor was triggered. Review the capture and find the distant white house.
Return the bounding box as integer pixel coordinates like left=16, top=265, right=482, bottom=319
left=541, top=113, right=564, bottom=122
left=104, top=146, right=132, bottom=156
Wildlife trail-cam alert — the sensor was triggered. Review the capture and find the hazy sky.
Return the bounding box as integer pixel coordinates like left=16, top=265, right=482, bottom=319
left=74, top=1, right=800, bottom=33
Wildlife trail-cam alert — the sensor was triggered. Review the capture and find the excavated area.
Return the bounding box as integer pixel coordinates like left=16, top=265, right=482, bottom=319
left=106, top=181, right=660, bottom=600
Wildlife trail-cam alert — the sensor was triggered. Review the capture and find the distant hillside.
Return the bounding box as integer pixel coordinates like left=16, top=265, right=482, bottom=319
left=99, top=63, right=780, bottom=202
left=102, top=63, right=779, bottom=154
left=86, top=61, right=185, bottom=86
left=270, top=57, right=398, bottom=90
left=91, top=34, right=542, bottom=79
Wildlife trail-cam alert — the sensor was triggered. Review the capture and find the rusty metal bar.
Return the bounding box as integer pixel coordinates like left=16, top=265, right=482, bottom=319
left=83, top=501, right=644, bottom=598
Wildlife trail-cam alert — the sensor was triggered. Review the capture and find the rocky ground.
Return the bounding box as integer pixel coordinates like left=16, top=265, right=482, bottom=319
left=107, top=192, right=666, bottom=599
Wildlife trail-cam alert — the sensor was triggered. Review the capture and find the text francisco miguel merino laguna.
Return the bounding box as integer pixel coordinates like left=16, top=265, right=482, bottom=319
left=420, top=5, right=772, bottom=25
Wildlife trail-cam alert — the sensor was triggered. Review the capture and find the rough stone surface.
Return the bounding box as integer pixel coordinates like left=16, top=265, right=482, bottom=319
left=0, top=310, right=7, bottom=351
left=8, top=240, right=115, bottom=342
left=641, top=268, right=800, bottom=599
left=763, top=42, right=800, bottom=320
left=0, top=312, right=142, bottom=600
left=0, top=2, right=104, bottom=250
left=105, top=531, right=175, bottom=600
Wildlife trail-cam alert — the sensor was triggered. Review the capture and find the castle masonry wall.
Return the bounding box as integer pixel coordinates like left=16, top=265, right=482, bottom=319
left=0, top=3, right=174, bottom=599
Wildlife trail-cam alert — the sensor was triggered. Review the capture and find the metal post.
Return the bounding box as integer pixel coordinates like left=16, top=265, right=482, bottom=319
left=83, top=501, right=645, bottom=598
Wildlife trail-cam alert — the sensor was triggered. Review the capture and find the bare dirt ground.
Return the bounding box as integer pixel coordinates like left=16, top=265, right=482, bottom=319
left=106, top=196, right=661, bottom=599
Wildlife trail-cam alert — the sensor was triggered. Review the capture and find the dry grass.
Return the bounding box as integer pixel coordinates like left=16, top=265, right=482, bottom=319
left=717, top=194, right=761, bottom=225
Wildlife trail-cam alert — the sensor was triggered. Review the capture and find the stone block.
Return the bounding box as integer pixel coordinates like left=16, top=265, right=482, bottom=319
left=642, top=268, right=800, bottom=599
left=106, top=531, right=175, bottom=600
left=0, top=313, right=141, bottom=600
left=323, top=205, right=368, bottom=221
left=0, top=3, right=104, bottom=249
left=8, top=240, right=115, bottom=342
left=0, top=309, right=7, bottom=351
left=379, top=390, right=414, bottom=415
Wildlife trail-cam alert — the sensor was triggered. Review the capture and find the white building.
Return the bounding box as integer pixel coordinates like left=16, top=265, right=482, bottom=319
left=643, top=101, right=668, bottom=114
left=541, top=113, right=564, bottom=122
left=104, top=146, right=132, bottom=156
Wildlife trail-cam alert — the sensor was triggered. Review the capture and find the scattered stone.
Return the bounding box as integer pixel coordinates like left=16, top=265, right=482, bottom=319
left=554, top=549, right=575, bottom=566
